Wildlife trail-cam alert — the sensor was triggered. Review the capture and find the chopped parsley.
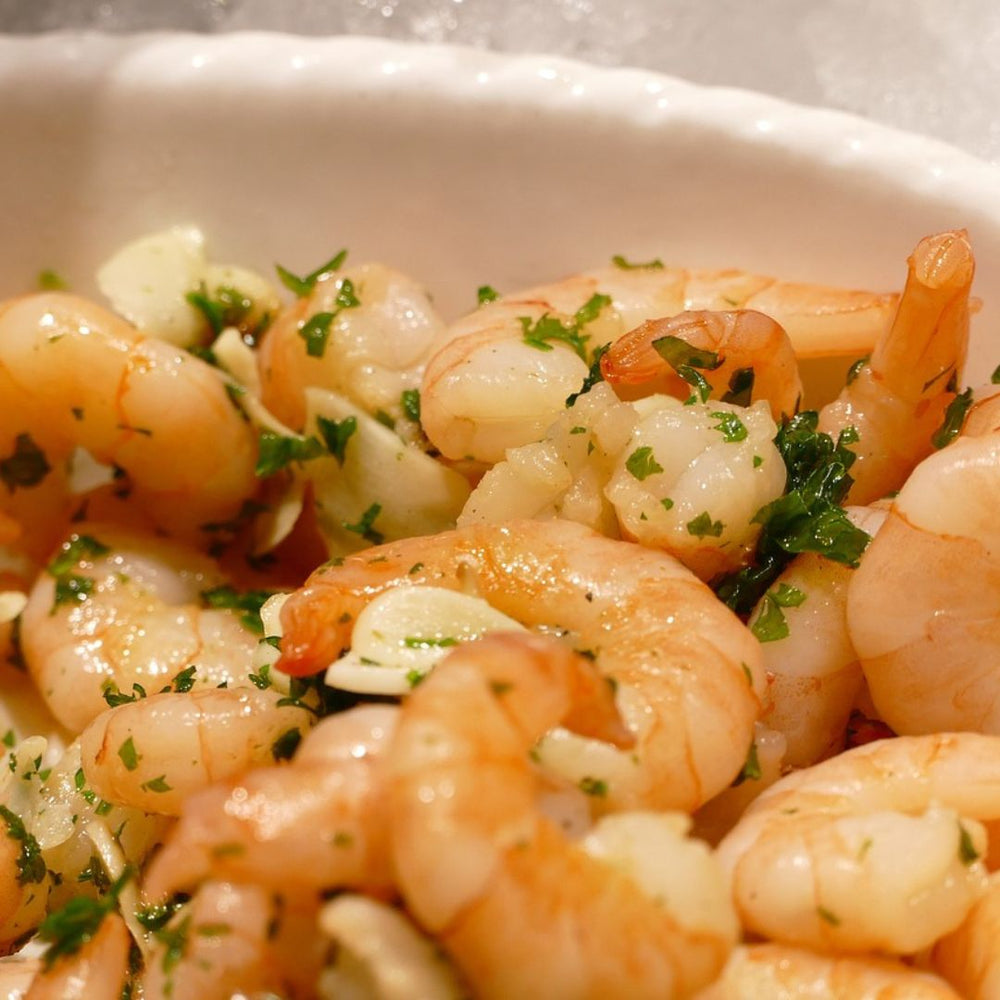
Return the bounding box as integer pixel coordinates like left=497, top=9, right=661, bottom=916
left=316, top=415, right=357, bottom=465
left=0, top=433, right=52, bottom=491
left=403, top=635, right=458, bottom=649
left=751, top=583, right=807, bottom=643
left=275, top=249, right=348, bottom=297
left=37, top=869, right=131, bottom=969
left=37, top=268, right=68, bottom=290
left=255, top=430, right=324, bottom=478
left=816, top=905, right=841, bottom=927
left=185, top=284, right=254, bottom=336
left=721, top=367, right=755, bottom=407
left=565, top=342, right=610, bottom=407
left=712, top=412, right=870, bottom=614
left=991, top=363, right=1000, bottom=384
left=958, top=822, right=980, bottom=865
left=343, top=503, right=384, bottom=545
left=296, top=279, right=361, bottom=358
left=400, top=388, right=421, bottom=423
left=625, top=446, right=664, bottom=481
left=687, top=511, right=724, bottom=538
left=46, top=534, right=110, bottom=613
left=651, top=335, right=723, bottom=404
left=730, top=740, right=762, bottom=786
left=931, top=387, right=974, bottom=449
left=477, top=285, right=500, bottom=305
left=846, top=354, right=870, bottom=386
left=200, top=585, right=273, bottom=634
left=140, top=775, right=173, bottom=794
left=710, top=410, right=748, bottom=442
left=611, top=254, right=664, bottom=270
left=117, top=737, right=141, bottom=772
left=579, top=776, right=608, bottom=797
left=271, top=727, right=302, bottom=762
left=521, top=293, right=611, bottom=362
left=0, top=805, right=45, bottom=885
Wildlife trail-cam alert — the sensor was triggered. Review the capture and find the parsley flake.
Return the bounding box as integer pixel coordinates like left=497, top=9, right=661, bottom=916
left=710, top=410, right=749, bottom=442
left=343, top=503, right=384, bottom=545
left=931, top=387, right=974, bottom=449
left=0, top=433, right=51, bottom=492
left=275, top=250, right=348, bottom=297
left=316, top=415, right=357, bottom=465
left=687, top=511, right=724, bottom=538
left=255, top=430, right=323, bottom=478
left=625, top=446, right=664, bottom=481
left=611, top=254, right=664, bottom=270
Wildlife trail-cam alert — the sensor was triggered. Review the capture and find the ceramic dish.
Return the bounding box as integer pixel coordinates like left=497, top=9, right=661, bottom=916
left=2, top=32, right=1000, bottom=381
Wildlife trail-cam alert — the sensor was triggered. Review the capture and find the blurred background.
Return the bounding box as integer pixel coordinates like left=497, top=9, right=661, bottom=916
left=2, top=0, right=998, bottom=164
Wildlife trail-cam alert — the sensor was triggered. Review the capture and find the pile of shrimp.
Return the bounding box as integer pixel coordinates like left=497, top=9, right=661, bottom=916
left=0, top=224, right=997, bottom=998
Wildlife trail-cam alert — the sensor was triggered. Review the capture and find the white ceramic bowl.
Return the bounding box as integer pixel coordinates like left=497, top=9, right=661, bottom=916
left=2, top=32, right=1000, bottom=381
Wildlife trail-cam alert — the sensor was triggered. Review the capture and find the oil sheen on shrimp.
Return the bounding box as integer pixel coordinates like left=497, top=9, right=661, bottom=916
left=388, top=632, right=739, bottom=999
left=847, top=426, right=1000, bottom=735
left=19, top=524, right=265, bottom=733
left=0, top=292, right=259, bottom=545
left=421, top=263, right=896, bottom=464
left=142, top=705, right=398, bottom=900
left=258, top=262, right=447, bottom=430
left=277, top=519, right=764, bottom=813
left=716, top=733, right=1000, bottom=955
left=818, top=229, right=973, bottom=504
left=77, top=686, right=314, bottom=815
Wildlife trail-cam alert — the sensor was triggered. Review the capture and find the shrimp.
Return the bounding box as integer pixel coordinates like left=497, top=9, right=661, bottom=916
left=77, top=686, right=314, bottom=816
left=0, top=292, right=259, bottom=545
left=818, top=230, right=973, bottom=504
left=421, top=263, right=897, bottom=464
left=715, top=733, right=1000, bottom=955
left=24, top=912, right=130, bottom=1000
left=278, top=519, right=764, bottom=813
left=604, top=396, right=786, bottom=580
left=19, top=524, right=265, bottom=733
left=139, top=880, right=326, bottom=1000
left=932, top=874, right=1000, bottom=999
left=694, top=943, right=962, bottom=999
left=387, top=632, right=739, bottom=999
left=846, top=428, right=1000, bottom=735
left=258, top=261, right=447, bottom=430
left=749, top=504, right=888, bottom=767
left=599, top=309, right=803, bottom=420
left=142, top=705, right=397, bottom=900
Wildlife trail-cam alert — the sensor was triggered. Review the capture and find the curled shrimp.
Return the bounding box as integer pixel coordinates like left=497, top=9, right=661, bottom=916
left=749, top=504, right=888, bottom=767
left=19, top=524, right=265, bottom=733
left=142, top=704, right=397, bottom=900
left=0, top=292, right=258, bottom=546
left=818, top=230, right=973, bottom=504
left=715, top=733, right=1000, bottom=955
left=25, top=912, right=130, bottom=1000
left=78, top=686, right=314, bottom=816
left=932, top=874, right=1000, bottom=999
left=388, top=632, right=739, bottom=999
left=695, top=943, right=962, bottom=999
left=278, top=519, right=764, bottom=812
left=139, top=880, right=325, bottom=1000
left=599, top=309, right=803, bottom=419
left=257, top=261, right=447, bottom=430
left=846, top=426, right=1000, bottom=735
left=421, top=264, right=896, bottom=464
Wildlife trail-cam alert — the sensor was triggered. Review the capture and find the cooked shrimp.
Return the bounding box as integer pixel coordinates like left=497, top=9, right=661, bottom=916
left=749, top=504, right=887, bottom=767
left=78, top=686, right=314, bottom=816
left=388, top=632, right=739, bottom=999
left=694, top=943, right=962, bottom=999
left=142, top=705, right=397, bottom=900
left=818, top=230, right=973, bottom=504
left=846, top=429, right=1000, bottom=735
left=258, top=262, right=447, bottom=430
left=605, top=396, right=786, bottom=580
left=600, top=309, right=803, bottom=420
left=0, top=291, right=259, bottom=543
left=140, top=880, right=325, bottom=1000
left=932, top=874, right=1000, bottom=999
left=25, top=912, right=130, bottom=1000
left=421, top=263, right=896, bottom=463
left=19, top=524, right=265, bottom=733
left=278, top=519, right=764, bottom=813
left=716, top=733, right=1000, bottom=954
